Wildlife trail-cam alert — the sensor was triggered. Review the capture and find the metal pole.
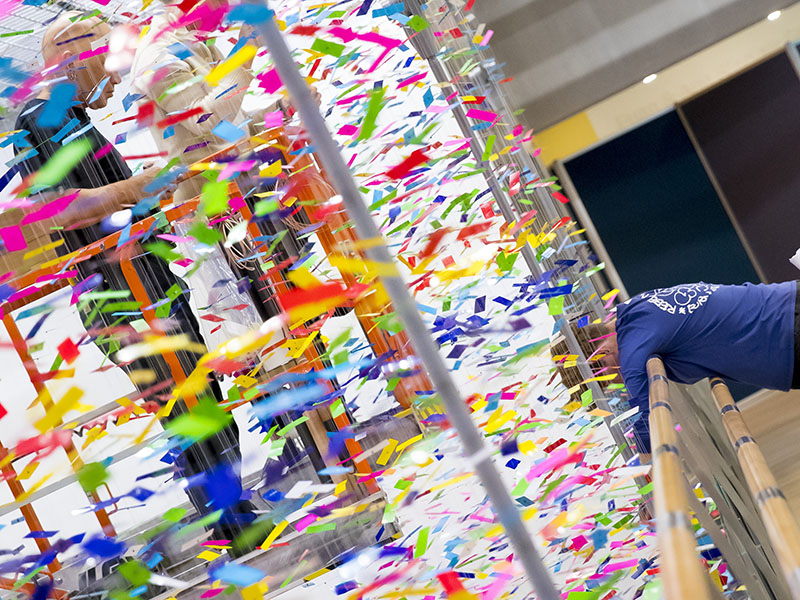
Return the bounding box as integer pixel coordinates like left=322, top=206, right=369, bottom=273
left=253, top=6, right=561, bottom=599
left=399, top=2, right=543, bottom=284
left=431, top=2, right=608, bottom=318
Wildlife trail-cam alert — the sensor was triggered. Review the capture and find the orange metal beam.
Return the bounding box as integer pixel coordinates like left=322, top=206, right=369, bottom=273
left=117, top=246, right=197, bottom=408
left=0, top=575, right=69, bottom=600
left=271, top=129, right=433, bottom=410
left=2, top=313, right=116, bottom=538
left=1, top=314, right=61, bottom=570
left=229, top=182, right=380, bottom=494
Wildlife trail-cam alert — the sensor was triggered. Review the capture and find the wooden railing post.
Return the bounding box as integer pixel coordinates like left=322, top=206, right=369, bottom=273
left=646, top=357, right=712, bottom=600
left=710, top=378, right=800, bottom=597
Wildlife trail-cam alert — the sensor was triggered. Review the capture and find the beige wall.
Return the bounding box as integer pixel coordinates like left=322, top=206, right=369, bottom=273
left=588, top=2, right=800, bottom=140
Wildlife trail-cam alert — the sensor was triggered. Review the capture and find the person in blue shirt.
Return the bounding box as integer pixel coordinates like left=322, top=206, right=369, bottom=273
left=598, top=281, right=798, bottom=455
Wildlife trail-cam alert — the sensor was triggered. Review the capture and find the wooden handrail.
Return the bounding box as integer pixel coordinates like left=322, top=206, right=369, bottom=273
left=710, top=378, right=800, bottom=597
left=646, top=357, right=712, bottom=600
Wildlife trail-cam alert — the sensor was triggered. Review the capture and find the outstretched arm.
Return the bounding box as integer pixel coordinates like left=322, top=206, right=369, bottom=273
left=619, top=354, right=656, bottom=458
left=30, top=166, right=162, bottom=229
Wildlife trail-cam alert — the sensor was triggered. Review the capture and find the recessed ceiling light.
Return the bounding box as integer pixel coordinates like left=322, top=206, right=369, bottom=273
left=767, top=10, right=782, bottom=21
left=642, top=74, right=658, bottom=84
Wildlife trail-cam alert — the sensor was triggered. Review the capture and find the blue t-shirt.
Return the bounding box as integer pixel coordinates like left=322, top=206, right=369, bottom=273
left=617, top=282, right=796, bottom=410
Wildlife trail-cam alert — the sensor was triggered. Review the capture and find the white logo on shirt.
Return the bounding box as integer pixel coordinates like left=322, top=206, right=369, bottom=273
left=639, top=283, right=720, bottom=315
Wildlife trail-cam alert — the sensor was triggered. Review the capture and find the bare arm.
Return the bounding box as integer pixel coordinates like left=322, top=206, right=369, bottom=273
left=53, top=179, right=139, bottom=229
left=13, top=109, right=166, bottom=230
left=25, top=165, right=163, bottom=229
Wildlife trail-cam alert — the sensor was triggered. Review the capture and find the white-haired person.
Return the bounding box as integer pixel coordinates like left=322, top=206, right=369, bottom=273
left=14, top=12, right=259, bottom=552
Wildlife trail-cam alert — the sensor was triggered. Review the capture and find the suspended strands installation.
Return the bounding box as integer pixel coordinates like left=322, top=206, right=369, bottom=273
left=253, top=3, right=562, bottom=599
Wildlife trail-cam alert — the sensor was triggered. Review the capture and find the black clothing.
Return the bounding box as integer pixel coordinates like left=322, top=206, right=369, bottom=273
left=13, top=100, right=246, bottom=525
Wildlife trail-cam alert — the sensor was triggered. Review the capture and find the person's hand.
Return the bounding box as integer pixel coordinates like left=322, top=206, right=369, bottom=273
left=122, top=163, right=157, bottom=203
left=233, top=25, right=257, bottom=73
left=137, top=162, right=160, bottom=184
left=277, top=85, right=322, bottom=122
left=239, top=23, right=255, bottom=39
left=126, top=164, right=176, bottom=203
left=309, top=84, right=321, bottom=108
left=155, top=177, right=179, bottom=199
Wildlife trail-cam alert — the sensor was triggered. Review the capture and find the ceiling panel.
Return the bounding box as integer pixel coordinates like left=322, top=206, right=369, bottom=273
left=474, top=0, right=799, bottom=129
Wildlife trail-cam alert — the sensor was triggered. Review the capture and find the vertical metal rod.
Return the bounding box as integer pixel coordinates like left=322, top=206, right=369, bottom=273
left=435, top=3, right=606, bottom=316
left=254, top=6, right=561, bottom=599
left=400, top=6, right=542, bottom=283
left=400, top=0, right=636, bottom=460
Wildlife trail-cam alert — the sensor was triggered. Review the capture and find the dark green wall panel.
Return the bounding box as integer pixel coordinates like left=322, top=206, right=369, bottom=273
left=563, top=111, right=759, bottom=297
